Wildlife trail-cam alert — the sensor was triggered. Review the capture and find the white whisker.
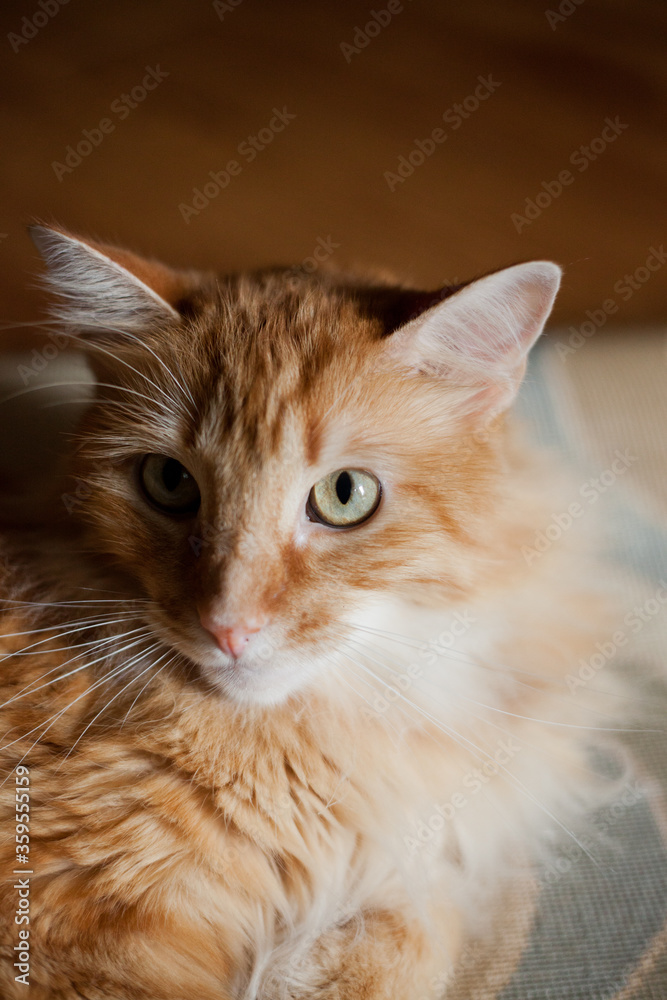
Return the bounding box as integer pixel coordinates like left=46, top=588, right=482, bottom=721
left=0, top=629, right=154, bottom=715
left=5, top=637, right=164, bottom=771
left=58, top=642, right=165, bottom=764
left=119, top=652, right=178, bottom=729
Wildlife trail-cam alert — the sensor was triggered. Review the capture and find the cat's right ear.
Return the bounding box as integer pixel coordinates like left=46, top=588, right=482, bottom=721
left=29, top=225, right=203, bottom=336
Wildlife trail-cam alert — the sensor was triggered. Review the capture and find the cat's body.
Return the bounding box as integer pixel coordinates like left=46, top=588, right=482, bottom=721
left=0, top=231, right=616, bottom=998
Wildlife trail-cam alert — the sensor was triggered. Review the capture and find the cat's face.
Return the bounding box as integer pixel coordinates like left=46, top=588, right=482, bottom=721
left=32, top=227, right=560, bottom=706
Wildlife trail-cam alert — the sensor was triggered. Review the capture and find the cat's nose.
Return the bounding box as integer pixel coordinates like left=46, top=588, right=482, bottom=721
left=199, top=612, right=266, bottom=659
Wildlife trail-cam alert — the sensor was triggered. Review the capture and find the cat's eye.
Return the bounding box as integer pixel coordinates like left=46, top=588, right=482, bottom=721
left=307, top=469, right=381, bottom=528
left=138, top=454, right=201, bottom=515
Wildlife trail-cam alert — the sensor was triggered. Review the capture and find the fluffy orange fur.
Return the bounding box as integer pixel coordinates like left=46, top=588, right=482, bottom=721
left=0, top=230, right=618, bottom=998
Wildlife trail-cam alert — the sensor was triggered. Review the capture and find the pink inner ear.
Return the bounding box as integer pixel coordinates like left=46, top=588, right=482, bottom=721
left=464, top=358, right=530, bottom=419
left=385, top=261, right=561, bottom=414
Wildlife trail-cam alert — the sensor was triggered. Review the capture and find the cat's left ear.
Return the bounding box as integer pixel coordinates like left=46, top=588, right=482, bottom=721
left=384, top=261, right=561, bottom=416
left=29, top=225, right=202, bottom=335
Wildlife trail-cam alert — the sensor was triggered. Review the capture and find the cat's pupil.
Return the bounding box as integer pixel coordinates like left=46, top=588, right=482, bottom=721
left=336, top=472, right=352, bottom=505
left=162, top=459, right=186, bottom=493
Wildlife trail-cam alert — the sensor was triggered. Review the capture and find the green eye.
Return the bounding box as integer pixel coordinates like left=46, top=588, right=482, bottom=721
left=307, top=469, right=381, bottom=528
left=139, top=454, right=200, bottom=515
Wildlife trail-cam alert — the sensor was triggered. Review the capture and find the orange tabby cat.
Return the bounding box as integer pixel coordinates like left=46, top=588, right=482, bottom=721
left=0, top=228, right=613, bottom=998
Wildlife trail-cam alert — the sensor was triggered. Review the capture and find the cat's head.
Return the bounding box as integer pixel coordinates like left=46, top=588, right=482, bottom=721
left=31, top=226, right=560, bottom=707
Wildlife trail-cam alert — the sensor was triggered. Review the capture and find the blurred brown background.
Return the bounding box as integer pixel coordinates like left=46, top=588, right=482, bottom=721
left=0, top=0, right=666, bottom=340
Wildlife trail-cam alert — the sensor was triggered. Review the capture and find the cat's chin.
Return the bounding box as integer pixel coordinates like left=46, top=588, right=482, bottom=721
left=175, top=638, right=322, bottom=708
left=145, top=616, right=317, bottom=707
left=206, top=656, right=313, bottom=708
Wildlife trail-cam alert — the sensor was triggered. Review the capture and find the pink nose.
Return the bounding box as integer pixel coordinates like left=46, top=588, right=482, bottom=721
left=199, top=614, right=265, bottom=659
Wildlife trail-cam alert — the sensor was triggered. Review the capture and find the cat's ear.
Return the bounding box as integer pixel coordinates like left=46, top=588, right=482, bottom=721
left=29, top=225, right=199, bottom=334
left=384, top=261, right=561, bottom=415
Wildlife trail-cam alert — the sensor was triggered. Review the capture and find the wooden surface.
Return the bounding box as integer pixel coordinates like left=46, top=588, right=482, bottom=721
left=1, top=0, right=666, bottom=347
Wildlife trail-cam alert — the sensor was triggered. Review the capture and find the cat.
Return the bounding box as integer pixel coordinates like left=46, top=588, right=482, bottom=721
left=0, top=226, right=617, bottom=999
